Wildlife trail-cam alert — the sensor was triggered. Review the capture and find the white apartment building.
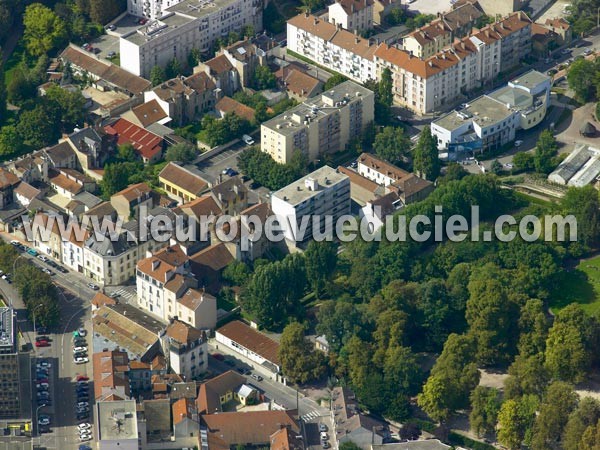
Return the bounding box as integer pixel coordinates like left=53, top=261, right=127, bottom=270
left=62, top=234, right=86, bottom=273
left=271, top=166, right=350, bottom=243
left=287, top=13, right=377, bottom=84
left=261, top=80, right=374, bottom=164
left=120, top=0, right=263, bottom=78
left=136, top=245, right=217, bottom=328
left=163, top=319, right=208, bottom=380
left=431, top=70, right=551, bottom=154
left=328, top=0, right=374, bottom=33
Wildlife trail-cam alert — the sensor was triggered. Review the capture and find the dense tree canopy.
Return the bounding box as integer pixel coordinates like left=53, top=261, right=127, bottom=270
left=23, top=3, right=68, bottom=57
left=278, top=321, right=327, bottom=384
left=413, top=126, right=441, bottom=180
left=165, top=142, right=197, bottom=163
left=373, top=126, right=410, bottom=164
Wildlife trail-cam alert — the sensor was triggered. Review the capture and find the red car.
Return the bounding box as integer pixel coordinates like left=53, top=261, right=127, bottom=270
left=35, top=340, right=50, bottom=348
left=37, top=378, right=49, bottom=383
left=211, top=353, right=224, bottom=361
left=76, top=375, right=89, bottom=382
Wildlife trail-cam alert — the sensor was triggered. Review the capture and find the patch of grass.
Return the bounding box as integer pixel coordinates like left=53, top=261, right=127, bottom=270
left=513, top=190, right=553, bottom=206
left=3, top=39, right=29, bottom=87
left=551, top=254, right=600, bottom=314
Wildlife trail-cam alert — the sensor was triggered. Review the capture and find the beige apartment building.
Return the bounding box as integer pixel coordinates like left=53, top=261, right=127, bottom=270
left=328, top=0, right=374, bottom=33
left=261, top=80, right=374, bottom=164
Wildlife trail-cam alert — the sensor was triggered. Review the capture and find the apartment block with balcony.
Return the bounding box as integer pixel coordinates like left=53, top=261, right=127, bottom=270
left=271, top=165, right=350, bottom=243
left=261, top=80, right=374, bottom=164
left=0, top=307, right=22, bottom=419
left=287, top=13, right=377, bottom=84
left=120, top=0, right=263, bottom=78
left=163, top=319, right=208, bottom=380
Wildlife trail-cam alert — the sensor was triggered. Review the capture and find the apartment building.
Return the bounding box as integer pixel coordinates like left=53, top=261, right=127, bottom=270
left=0, top=307, right=21, bottom=419
left=110, top=182, right=155, bottom=221
left=261, top=80, right=374, bottom=164
left=119, top=0, right=263, bottom=78
left=328, top=0, right=374, bottom=33
left=271, top=165, right=350, bottom=242
left=432, top=70, right=550, bottom=153
left=163, top=319, right=208, bottom=380
left=159, top=162, right=210, bottom=203
left=402, top=2, right=482, bottom=59
left=287, top=13, right=377, bottom=83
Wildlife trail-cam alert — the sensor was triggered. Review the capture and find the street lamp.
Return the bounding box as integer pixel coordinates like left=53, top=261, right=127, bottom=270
left=34, top=404, right=45, bottom=437
left=32, top=304, right=43, bottom=335
left=7, top=254, right=26, bottom=307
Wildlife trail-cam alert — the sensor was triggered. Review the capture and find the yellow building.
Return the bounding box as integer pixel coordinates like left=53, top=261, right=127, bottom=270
left=158, top=162, right=210, bottom=204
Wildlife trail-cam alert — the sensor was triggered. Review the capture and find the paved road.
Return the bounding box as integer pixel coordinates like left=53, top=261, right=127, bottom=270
left=0, top=236, right=95, bottom=450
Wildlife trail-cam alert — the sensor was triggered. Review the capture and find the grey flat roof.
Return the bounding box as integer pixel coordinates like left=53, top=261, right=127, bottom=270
left=124, top=13, right=193, bottom=45
left=262, top=80, right=372, bottom=136
left=510, top=70, right=550, bottom=90
left=488, top=85, right=533, bottom=109
left=97, top=400, right=138, bottom=441
left=0, top=307, right=14, bottom=351
left=168, top=0, right=243, bottom=18
left=273, top=165, right=348, bottom=206
left=434, top=95, right=512, bottom=132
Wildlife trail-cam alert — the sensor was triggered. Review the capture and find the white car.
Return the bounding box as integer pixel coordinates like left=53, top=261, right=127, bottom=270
left=79, top=434, right=92, bottom=442
left=78, top=423, right=92, bottom=431
left=514, top=140, right=523, bottom=147
left=36, top=383, right=49, bottom=389
left=37, top=361, right=51, bottom=368
left=74, top=357, right=89, bottom=364
left=38, top=416, right=51, bottom=426
left=504, top=163, right=514, bottom=169
left=77, top=402, right=89, bottom=408
left=73, top=346, right=87, bottom=353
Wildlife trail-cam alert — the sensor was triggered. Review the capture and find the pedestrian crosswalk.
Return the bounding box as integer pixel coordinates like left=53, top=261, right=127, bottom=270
left=110, top=287, right=135, bottom=300
left=301, top=410, right=322, bottom=422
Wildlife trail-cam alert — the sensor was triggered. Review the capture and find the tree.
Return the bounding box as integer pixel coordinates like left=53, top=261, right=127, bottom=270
left=89, top=0, right=125, bottom=24
left=116, top=143, right=138, bottom=162
left=323, top=74, right=347, bottom=90
left=399, top=422, right=421, bottom=440
left=0, top=126, right=24, bottom=157
left=378, top=67, right=393, bottom=109
left=188, top=48, right=201, bottom=68
left=504, top=353, right=549, bottom=399
left=222, top=260, right=250, bottom=286
left=466, top=269, right=519, bottom=366
left=469, top=386, right=501, bottom=437
left=339, top=442, right=362, bottom=450
left=17, top=104, right=60, bottom=148
left=241, top=254, right=307, bottom=330
left=304, top=240, right=337, bottom=297
left=563, top=398, right=600, bottom=450
left=165, top=142, right=197, bottom=163
left=150, top=66, right=166, bottom=87
left=165, top=58, right=182, bottom=79
left=23, top=3, right=68, bottom=57
left=100, top=162, right=139, bottom=198
left=278, top=321, right=326, bottom=384
left=531, top=381, right=578, bottom=450
left=491, top=159, right=503, bottom=174
left=0, top=52, right=6, bottom=123
left=561, top=185, right=600, bottom=252
left=417, top=334, right=480, bottom=422
left=517, top=299, right=549, bottom=357
left=413, top=126, right=441, bottom=180
left=513, top=151, right=534, bottom=171
left=44, top=85, right=86, bottom=130
left=373, top=127, right=410, bottom=164
left=498, top=396, right=539, bottom=450
left=7, top=66, right=36, bottom=105
left=534, top=130, right=558, bottom=174
left=315, top=300, right=366, bottom=353
left=251, top=65, right=276, bottom=90
left=568, top=58, right=596, bottom=101
left=545, top=303, right=597, bottom=383
left=440, top=163, right=468, bottom=183
left=0, top=242, right=18, bottom=273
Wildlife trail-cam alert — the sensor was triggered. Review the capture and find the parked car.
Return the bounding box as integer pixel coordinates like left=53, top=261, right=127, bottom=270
left=87, top=283, right=99, bottom=290
left=584, top=48, right=593, bottom=56
left=36, top=378, right=49, bottom=383
left=78, top=328, right=87, bottom=337
left=319, top=423, right=328, bottom=432
left=35, top=340, right=50, bottom=347
left=320, top=432, right=329, bottom=440
left=250, top=373, right=263, bottom=381
left=78, top=423, right=92, bottom=431
left=211, top=353, right=224, bottom=361
left=37, top=255, right=48, bottom=262
left=37, top=361, right=51, bottom=368
left=242, top=134, right=255, bottom=146
left=76, top=413, right=89, bottom=420
left=106, top=24, right=116, bottom=31
left=36, top=383, right=49, bottom=389
left=322, top=442, right=331, bottom=449
left=38, top=415, right=51, bottom=426
left=74, top=357, right=89, bottom=364
left=36, top=336, right=50, bottom=342
left=77, top=402, right=89, bottom=408
left=73, top=346, right=87, bottom=353
left=27, top=248, right=38, bottom=256
left=79, top=445, right=93, bottom=450
left=107, top=51, right=116, bottom=58
left=76, top=375, right=89, bottom=382
left=514, top=140, right=523, bottom=147
left=249, top=181, right=261, bottom=189
left=42, top=268, right=53, bottom=276
left=37, top=326, right=48, bottom=334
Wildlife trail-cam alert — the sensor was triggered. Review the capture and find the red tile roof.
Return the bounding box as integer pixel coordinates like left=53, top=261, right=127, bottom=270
left=104, top=118, right=163, bottom=160
left=215, top=96, right=256, bottom=122
left=216, top=320, right=280, bottom=365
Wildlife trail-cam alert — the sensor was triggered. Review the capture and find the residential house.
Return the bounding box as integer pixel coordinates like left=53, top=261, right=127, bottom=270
left=210, top=176, right=248, bottom=216
left=196, top=370, right=257, bottom=414
left=328, top=0, right=374, bottom=33
left=62, top=230, right=89, bottom=273
left=336, top=165, right=385, bottom=205
left=163, top=318, right=208, bottom=380
left=189, top=242, right=235, bottom=291
left=110, top=182, right=155, bottom=221
left=65, top=126, right=116, bottom=178
left=218, top=39, right=268, bottom=88
left=200, top=410, right=300, bottom=449
left=545, top=17, right=572, bottom=45
left=315, top=335, right=330, bottom=354
left=175, top=288, right=217, bottom=330
left=0, top=169, right=20, bottom=208
left=261, top=81, right=374, bottom=164
left=532, top=23, right=558, bottom=58
left=29, top=213, right=63, bottom=261
left=195, top=54, right=238, bottom=97
left=287, top=13, right=378, bottom=83
left=332, top=386, right=389, bottom=449
left=44, top=141, right=78, bottom=170
left=215, top=320, right=282, bottom=379
left=278, top=67, right=323, bottom=101
left=143, top=72, right=217, bottom=126
left=173, top=398, right=199, bottom=439
left=14, top=182, right=41, bottom=208
left=271, top=426, right=304, bottom=450
left=159, top=162, right=210, bottom=203
left=372, top=0, right=402, bottom=25
left=215, top=96, right=256, bottom=123
left=8, top=152, right=48, bottom=184
left=104, top=118, right=164, bottom=164
left=93, top=349, right=131, bottom=401
left=121, top=99, right=171, bottom=128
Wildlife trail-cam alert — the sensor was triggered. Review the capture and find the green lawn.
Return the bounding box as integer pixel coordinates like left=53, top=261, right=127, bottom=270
left=551, top=254, right=600, bottom=314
